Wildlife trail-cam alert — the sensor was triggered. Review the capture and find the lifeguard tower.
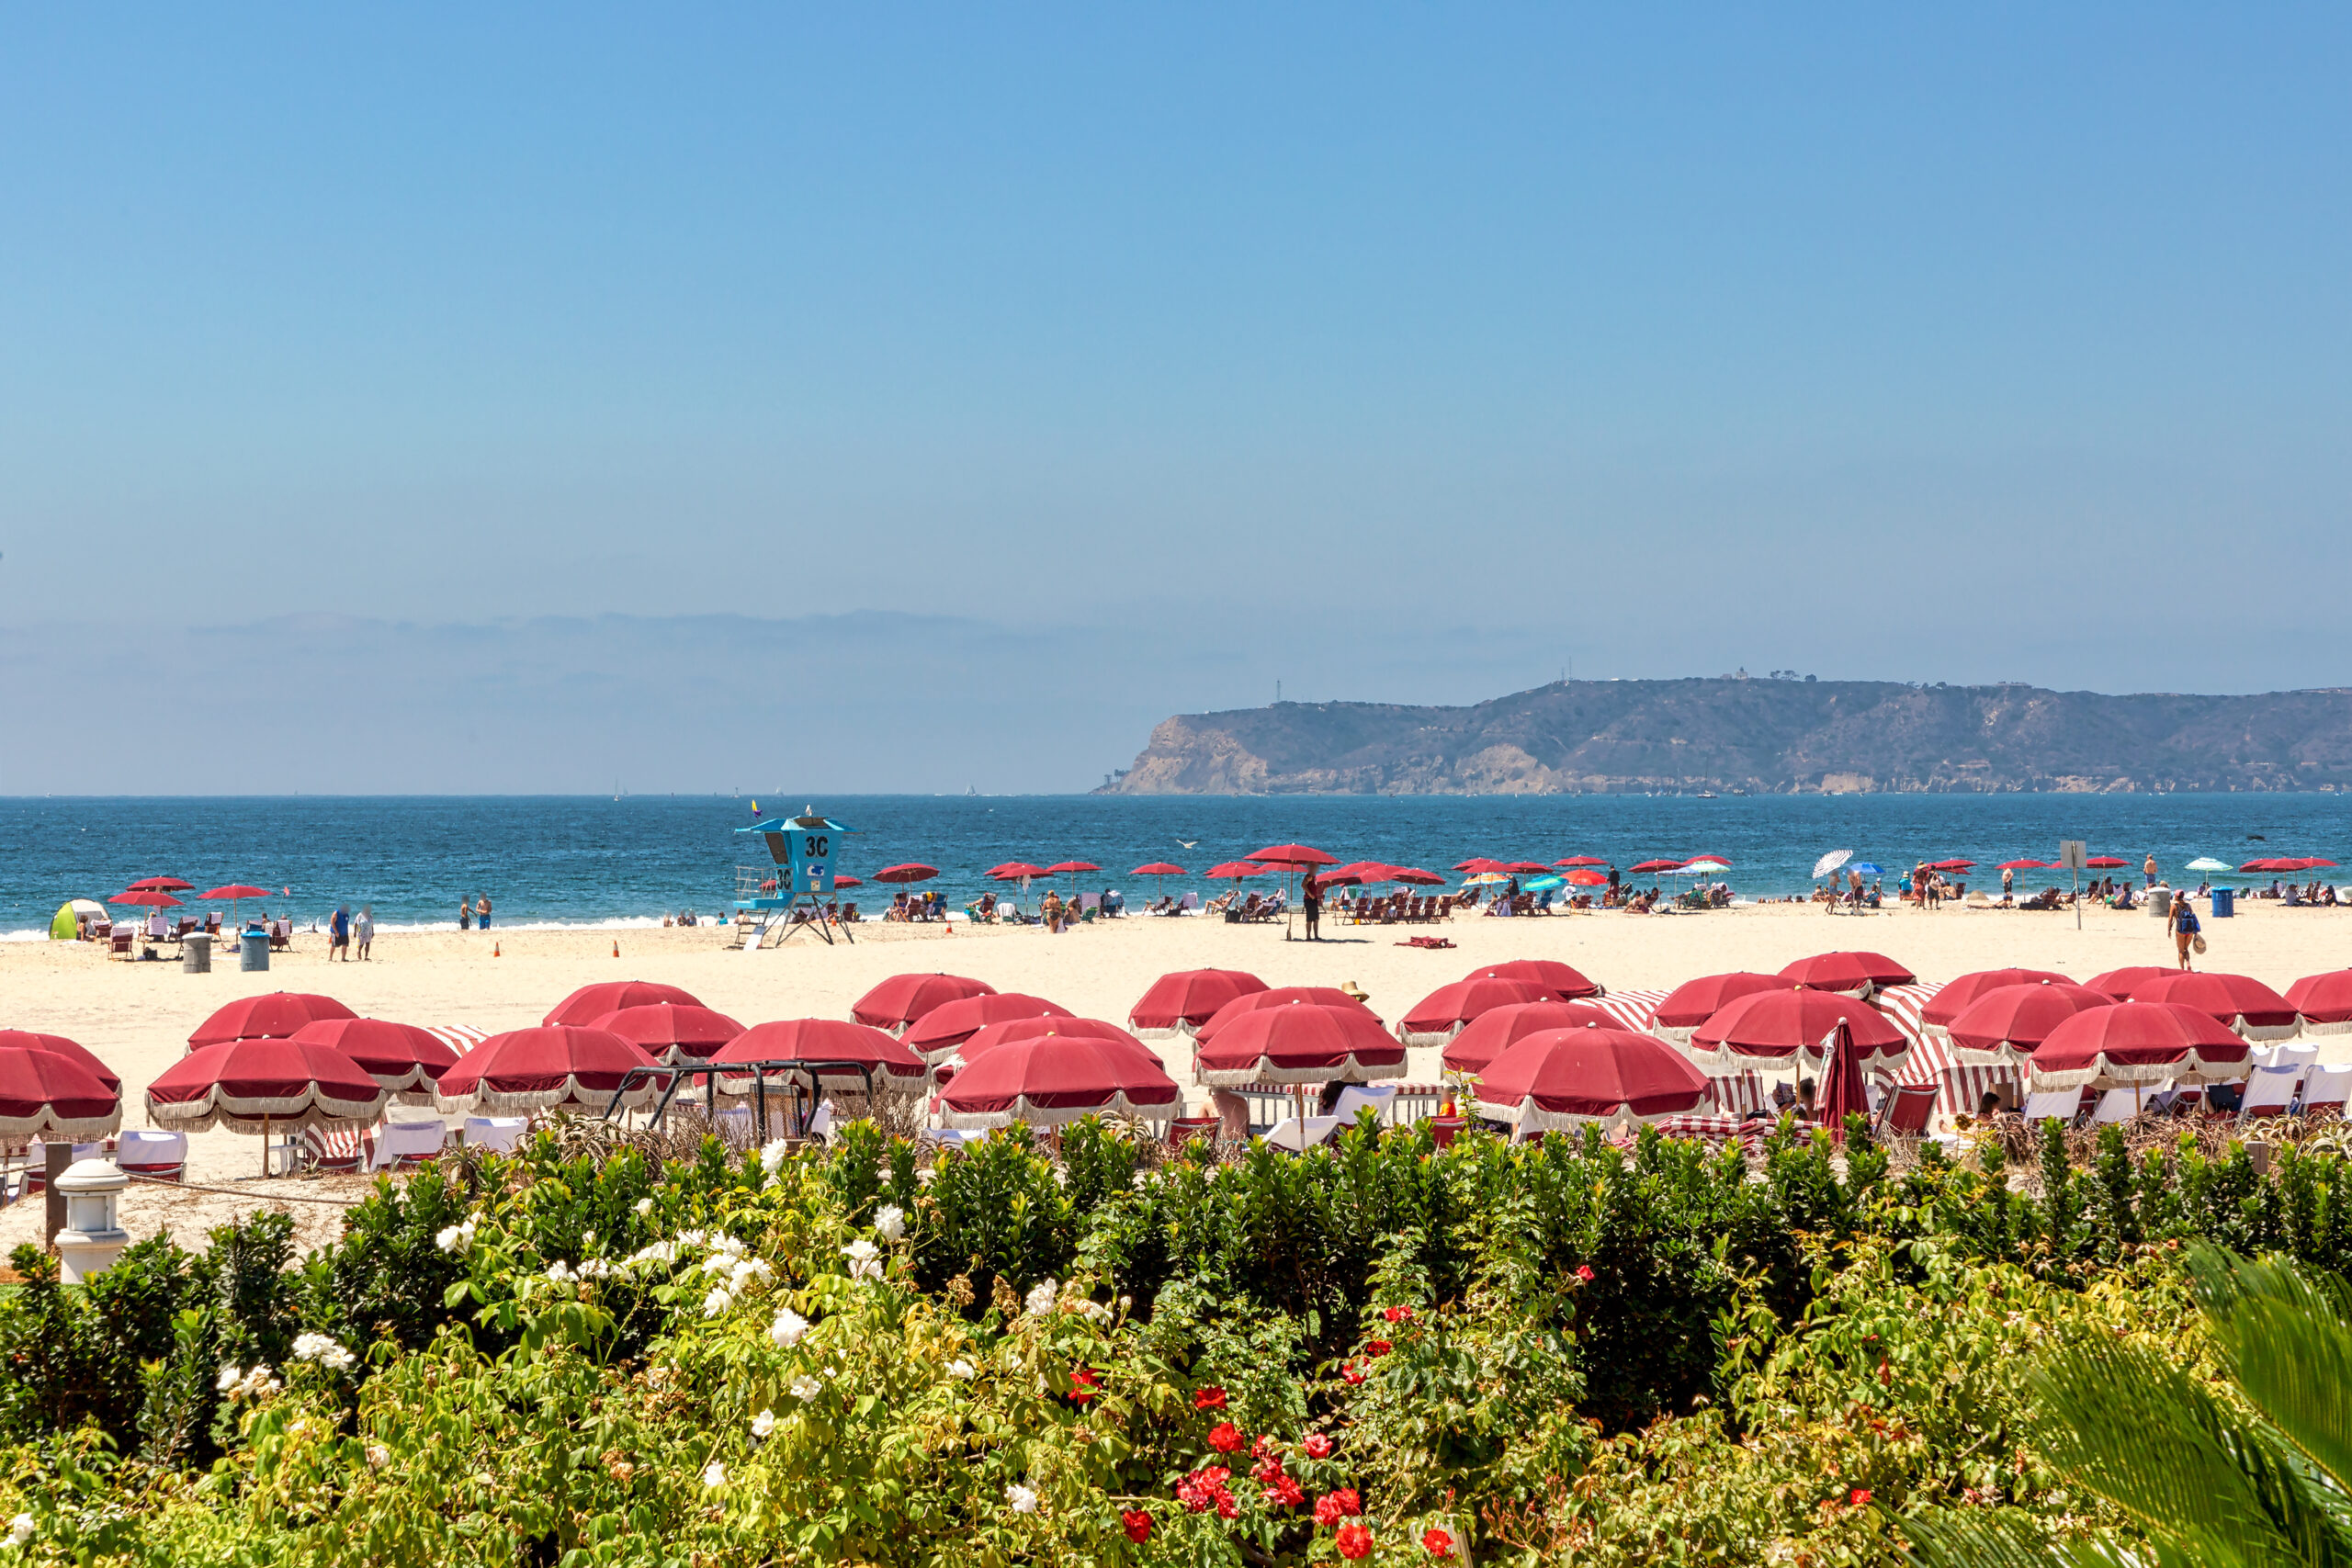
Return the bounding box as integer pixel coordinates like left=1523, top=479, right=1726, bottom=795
left=735, top=807, right=855, bottom=947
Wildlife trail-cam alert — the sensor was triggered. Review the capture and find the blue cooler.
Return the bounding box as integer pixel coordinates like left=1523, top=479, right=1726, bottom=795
left=2211, top=887, right=2234, bottom=919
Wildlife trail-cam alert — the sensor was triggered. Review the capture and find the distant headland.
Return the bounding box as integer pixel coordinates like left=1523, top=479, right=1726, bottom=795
left=1096, top=677, right=2352, bottom=796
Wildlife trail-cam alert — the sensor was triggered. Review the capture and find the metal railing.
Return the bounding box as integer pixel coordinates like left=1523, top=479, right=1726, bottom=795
left=601, top=1058, right=880, bottom=1145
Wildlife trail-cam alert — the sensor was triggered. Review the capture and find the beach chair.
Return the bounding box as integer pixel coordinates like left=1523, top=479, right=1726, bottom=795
left=2089, top=1088, right=2152, bottom=1125
left=2021, top=1089, right=2086, bottom=1126
left=1178, top=891, right=1200, bottom=915
left=107, top=931, right=134, bottom=957
left=1261, top=1115, right=1345, bottom=1152
left=1436, top=896, right=1456, bottom=920
left=368, top=1119, right=447, bottom=1171
left=464, top=1116, right=530, bottom=1153
left=301, top=1124, right=370, bottom=1173
left=1329, top=1084, right=1398, bottom=1124
left=117, top=1130, right=188, bottom=1182
left=1165, top=1115, right=1221, bottom=1146
left=2300, top=1063, right=2352, bottom=1118
left=269, top=920, right=292, bottom=952
left=1876, top=1082, right=1939, bottom=1135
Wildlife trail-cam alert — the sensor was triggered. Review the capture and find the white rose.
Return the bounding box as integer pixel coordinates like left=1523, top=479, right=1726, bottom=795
left=874, top=1204, right=906, bottom=1241
left=1023, top=1280, right=1058, bottom=1317
left=702, top=1287, right=733, bottom=1318
left=8, top=1514, right=31, bottom=1547
left=1006, top=1483, right=1039, bottom=1514
left=702, top=1461, right=727, bottom=1489
left=366, top=1444, right=390, bottom=1469
left=769, top=1308, right=808, bottom=1348
left=634, top=1197, right=654, bottom=1216
left=948, top=1359, right=977, bottom=1380
left=759, top=1139, right=791, bottom=1175
left=751, top=1407, right=775, bottom=1438
left=789, top=1373, right=822, bottom=1402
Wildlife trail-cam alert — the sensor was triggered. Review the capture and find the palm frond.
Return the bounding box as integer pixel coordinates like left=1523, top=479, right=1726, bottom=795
left=2191, top=1247, right=2352, bottom=1503
left=1905, top=1507, right=2188, bottom=1568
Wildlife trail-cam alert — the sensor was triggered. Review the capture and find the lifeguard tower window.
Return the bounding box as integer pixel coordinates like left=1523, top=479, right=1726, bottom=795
left=762, top=832, right=791, bottom=865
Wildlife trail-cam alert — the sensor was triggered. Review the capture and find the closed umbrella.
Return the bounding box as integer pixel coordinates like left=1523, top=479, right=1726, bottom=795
left=1817, top=1023, right=1870, bottom=1142
left=1398, top=977, right=1550, bottom=1045
left=1472, top=1026, right=1708, bottom=1138
left=0, top=1050, right=121, bottom=1142
left=903, top=993, right=1073, bottom=1062
left=2028, top=1002, right=2252, bottom=1090
left=1442, top=1000, right=1623, bottom=1076
left=0, top=1031, right=121, bottom=1093
left=1777, top=951, right=1917, bottom=998
left=851, top=973, right=997, bottom=1032
left=288, top=1017, right=460, bottom=1102
left=1943, top=983, right=2110, bottom=1068
left=1129, top=968, right=1268, bottom=1037
left=1651, top=972, right=1781, bottom=1045
left=709, top=1019, right=927, bottom=1095
left=544, top=980, right=703, bottom=1028
left=938, top=1031, right=1181, bottom=1129
left=435, top=1027, right=660, bottom=1114
left=188, top=991, right=358, bottom=1050
left=1194, top=985, right=1383, bottom=1043
left=2128, top=973, right=2302, bottom=1041
left=1466, top=959, right=1601, bottom=1000
left=1690, top=987, right=1909, bottom=1073
left=1193, top=1003, right=1405, bottom=1086
left=587, top=1003, right=748, bottom=1064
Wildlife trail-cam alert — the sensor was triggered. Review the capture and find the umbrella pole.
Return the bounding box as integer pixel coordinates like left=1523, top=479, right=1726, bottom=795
left=261, top=1114, right=269, bottom=1179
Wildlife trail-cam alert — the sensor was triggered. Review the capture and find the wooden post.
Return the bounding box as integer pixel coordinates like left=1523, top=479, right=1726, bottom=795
left=43, top=1141, right=72, bottom=1249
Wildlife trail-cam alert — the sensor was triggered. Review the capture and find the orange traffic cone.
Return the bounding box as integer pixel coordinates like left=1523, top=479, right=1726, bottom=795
left=493, top=942, right=501, bottom=958
left=613, top=940, right=621, bottom=958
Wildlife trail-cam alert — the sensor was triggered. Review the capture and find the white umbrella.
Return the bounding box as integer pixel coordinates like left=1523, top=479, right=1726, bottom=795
left=2185, top=857, right=2233, bottom=874
left=1813, top=849, right=1852, bottom=880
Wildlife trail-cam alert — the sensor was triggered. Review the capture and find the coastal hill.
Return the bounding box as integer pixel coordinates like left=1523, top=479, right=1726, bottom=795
left=1098, top=678, right=2352, bottom=795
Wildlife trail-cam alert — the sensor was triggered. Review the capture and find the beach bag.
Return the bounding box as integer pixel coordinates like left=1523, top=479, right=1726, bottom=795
left=2192, top=933, right=2209, bottom=955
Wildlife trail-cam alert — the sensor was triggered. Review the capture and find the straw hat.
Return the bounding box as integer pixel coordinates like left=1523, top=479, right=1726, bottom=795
left=1340, top=981, right=1371, bottom=1003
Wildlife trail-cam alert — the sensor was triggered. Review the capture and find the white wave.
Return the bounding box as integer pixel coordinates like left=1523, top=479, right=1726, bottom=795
left=369, top=916, right=673, bottom=935
left=2, top=929, right=56, bottom=943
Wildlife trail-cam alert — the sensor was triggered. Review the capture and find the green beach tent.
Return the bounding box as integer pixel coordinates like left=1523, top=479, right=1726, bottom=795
left=50, top=899, right=105, bottom=940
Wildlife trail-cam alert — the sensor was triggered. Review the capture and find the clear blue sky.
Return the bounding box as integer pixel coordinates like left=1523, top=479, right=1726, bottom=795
left=3, top=6, right=2348, bottom=789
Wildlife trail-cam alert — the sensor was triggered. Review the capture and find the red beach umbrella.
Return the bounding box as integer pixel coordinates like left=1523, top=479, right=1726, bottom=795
left=1204, top=861, right=1267, bottom=880
left=108, top=889, right=182, bottom=909
left=1391, top=867, right=1446, bottom=886
left=1777, top=951, right=1917, bottom=998
left=1500, top=861, right=1553, bottom=876
left=1818, top=1024, right=1871, bottom=1142
left=1399, top=977, right=1550, bottom=1045
left=1194, top=986, right=1384, bottom=1043
left=2085, top=965, right=2176, bottom=1003
left=587, top=1003, right=748, bottom=1064
left=1625, top=859, right=1685, bottom=874
left=126, top=876, right=194, bottom=892
left=2028, top=1002, right=2252, bottom=1090
left=435, top=1026, right=660, bottom=1114
left=148, top=1037, right=390, bottom=1134
left=1942, top=982, right=2111, bottom=1067
left=903, top=993, right=1074, bottom=1062
left=2084, top=856, right=2128, bottom=870
left=1046, top=861, right=1102, bottom=876
left=545, top=980, right=704, bottom=1028
left=1929, top=859, right=1975, bottom=873
left=1996, top=859, right=2052, bottom=871
left=710, top=1019, right=927, bottom=1095
left=188, top=991, right=359, bottom=1050
left=0, top=1050, right=121, bottom=1142
left=989, top=863, right=1051, bottom=882
left=1565, top=869, right=1608, bottom=887
left=0, top=1031, right=121, bottom=1093
left=1464, top=959, right=1602, bottom=1001
left=198, top=885, right=272, bottom=901
left=1454, top=858, right=1508, bottom=874
left=1690, top=987, right=1909, bottom=1073
left=1130, top=863, right=1187, bottom=876
left=2127, top=973, right=2302, bottom=1041
left=1442, top=1000, right=1623, bottom=1076
left=832, top=875, right=863, bottom=889
left=1129, top=968, right=1269, bottom=1037
left=2287, top=971, right=2352, bottom=1036
left=1555, top=856, right=1610, bottom=868
left=1472, top=1026, right=1708, bottom=1136
left=1245, top=843, right=1337, bottom=868
left=1650, top=972, right=1782, bottom=1044
left=851, top=973, right=997, bottom=1032
left=1920, top=968, right=2076, bottom=1035
left=1193, top=1003, right=1406, bottom=1086
left=938, top=1032, right=1181, bottom=1129
left=288, top=1018, right=460, bottom=1102
left=874, top=864, right=940, bottom=884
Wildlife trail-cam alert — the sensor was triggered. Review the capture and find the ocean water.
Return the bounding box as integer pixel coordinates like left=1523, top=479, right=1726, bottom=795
left=3, top=793, right=2348, bottom=939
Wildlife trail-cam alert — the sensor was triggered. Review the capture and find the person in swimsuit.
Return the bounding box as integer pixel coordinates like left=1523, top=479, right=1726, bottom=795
left=459, top=897, right=472, bottom=931
left=2170, top=888, right=2201, bottom=971
left=476, top=894, right=492, bottom=930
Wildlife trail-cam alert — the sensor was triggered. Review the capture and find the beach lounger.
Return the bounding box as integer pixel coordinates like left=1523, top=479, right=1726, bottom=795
left=1261, top=1115, right=1345, bottom=1152
left=269, top=920, right=292, bottom=952
left=1876, top=1082, right=1940, bottom=1136
left=2300, top=1063, right=2352, bottom=1118
left=370, top=1119, right=448, bottom=1171
left=1179, top=891, right=1200, bottom=914
left=300, top=1124, right=369, bottom=1173
left=464, top=1116, right=530, bottom=1153
left=2021, top=1089, right=2086, bottom=1125
left=118, top=1130, right=187, bottom=1182
left=2089, top=1088, right=2154, bottom=1125
left=1165, top=1115, right=1221, bottom=1145
left=1329, top=1085, right=1398, bottom=1123
left=108, top=931, right=134, bottom=957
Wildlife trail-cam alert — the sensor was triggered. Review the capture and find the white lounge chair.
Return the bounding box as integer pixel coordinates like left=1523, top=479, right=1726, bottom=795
left=2022, top=1089, right=2084, bottom=1124
left=2241, top=1045, right=2316, bottom=1119
left=2301, top=1063, right=2352, bottom=1116
left=464, top=1116, right=529, bottom=1153
left=371, top=1119, right=448, bottom=1170
left=1261, top=1115, right=1344, bottom=1152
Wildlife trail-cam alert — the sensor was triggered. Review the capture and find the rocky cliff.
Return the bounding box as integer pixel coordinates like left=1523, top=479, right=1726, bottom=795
left=1099, top=679, right=2352, bottom=795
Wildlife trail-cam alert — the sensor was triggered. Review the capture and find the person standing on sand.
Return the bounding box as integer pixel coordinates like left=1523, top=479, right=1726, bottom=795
left=476, top=894, right=492, bottom=931
left=2170, top=886, right=2202, bottom=971
left=329, top=904, right=351, bottom=961
left=356, top=905, right=374, bottom=961
left=459, top=897, right=472, bottom=931
left=1302, top=874, right=1322, bottom=940
left=2144, top=852, right=2160, bottom=888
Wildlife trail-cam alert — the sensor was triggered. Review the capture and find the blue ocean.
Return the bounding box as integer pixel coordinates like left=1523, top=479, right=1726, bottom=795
left=4, top=793, right=2347, bottom=939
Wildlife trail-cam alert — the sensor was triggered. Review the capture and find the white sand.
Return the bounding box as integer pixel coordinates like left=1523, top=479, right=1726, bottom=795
left=4, top=899, right=2342, bottom=1254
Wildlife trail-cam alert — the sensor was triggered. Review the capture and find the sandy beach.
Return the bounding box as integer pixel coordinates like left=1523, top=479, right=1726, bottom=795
left=6, top=898, right=2345, bottom=1254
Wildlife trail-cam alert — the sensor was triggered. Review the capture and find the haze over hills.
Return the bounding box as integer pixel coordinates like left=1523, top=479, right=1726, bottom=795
left=1099, top=678, right=2352, bottom=796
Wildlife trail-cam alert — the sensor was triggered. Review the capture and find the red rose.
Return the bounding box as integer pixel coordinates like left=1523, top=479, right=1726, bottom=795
left=1314, top=1488, right=1363, bottom=1526
left=1251, top=1455, right=1284, bottom=1483
left=1207, top=1422, right=1244, bottom=1453
left=1121, top=1509, right=1153, bottom=1543
left=1194, top=1386, right=1227, bottom=1411
left=1423, top=1527, right=1456, bottom=1558
left=1850, top=1488, right=1871, bottom=1506
left=1215, top=1491, right=1238, bottom=1520
left=1069, top=1368, right=1100, bottom=1404
left=1383, top=1305, right=1416, bottom=1324
left=1262, top=1473, right=1306, bottom=1507
left=1251, top=1434, right=1278, bottom=1461
left=1177, top=1466, right=1233, bottom=1514
left=1303, top=1433, right=1335, bottom=1460
left=1336, top=1521, right=1374, bottom=1560
left=1365, top=1340, right=1393, bottom=1358
left=1341, top=1361, right=1368, bottom=1385
left=1575, top=1265, right=1595, bottom=1283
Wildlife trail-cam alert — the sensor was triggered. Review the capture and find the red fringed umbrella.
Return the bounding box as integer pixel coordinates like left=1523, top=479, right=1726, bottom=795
left=851, top=973, right=998, bottom=1032
left=2085, top=965, right=2176, bottom=1003
left=148, top=1037, right=390, bottom=1134
left=1245, top=843, right=1337, bottom=868
left=938, top=1032, right=1181, bottom=1129
left=544, top=980, right=703, bottom=1028
left=587, top=1003, right=748, bottom=1064
left=0, top=1031, right=121, bottom=1093
left=1193, top=1003, right=1405, bottom=1087
left=188, top=992, right=359, bottom=1050
left=988, top=863, right=1051, bottom=882
left=1462, top=959, right=1601, bottom=1001
left=1943, top=983, right=2111, bottom=1068
left=2287, top=970, right=2352, bottom=1037
left=2127, top=973, right=2302, bottom=1041
left=874, top=864, right=940, bottom=884
left=1194, top=986, right=1383, bottom=1043
left=1776, top=951, right=1917, bottom=998
left=710, top=1019, right=927, bottom=1095
left=1650, top=972, right=1781, bottom=1045
left=1398, top=977, right=1550, bottom=1046
left=126, top=876, right=193, bottom=892
left=1442, top=1000, right=1623, bottom=1076
left=956, top=1016, right=1168, bottom=1073
left=903, top=993, right=1074, bottom=1062
left=288, top=1018, right=460, bottom=1103
left=1129, top=968, right=1269, bottom=1037
left=435, top=1027, right=660, bottom=1114
left=1689, top=987, right=1909, bottom=1073
left=1472, top=1026, right=1707, bottom=1137
left=1625, top=859, right=1685, bottom=874
left=2028, top=1002, right=2252, bottom=1090
left=1818, top=1023, right=1871, bottom=1142
left=1555, top=856, right=1610, bottom=868
left=0, top=1050, right=121, bottom=1142
left=1919, top=969, right=2076, bottom=1036
left=1204, top=861, right=1267, bottom=880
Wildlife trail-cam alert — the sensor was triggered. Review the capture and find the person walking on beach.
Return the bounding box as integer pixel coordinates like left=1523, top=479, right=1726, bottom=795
left=476, top=893, right=492, bottom=931
left=1302, top=874, right=1322, bottom=940
left=2170, top=886, right=2202, bottom=971
left=356, top=905, right=374, bottom=962
left=2144, top=852, right=2160, bottom=889
left=1041, top=888, right=1064, bottom=932
left=459, top=897, right=472, bottom=931
left=328, top=904, right=351, bottom=961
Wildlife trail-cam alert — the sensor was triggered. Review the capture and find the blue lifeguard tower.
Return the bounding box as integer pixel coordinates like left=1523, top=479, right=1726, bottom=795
left=736, top=807, right=856, bottom=946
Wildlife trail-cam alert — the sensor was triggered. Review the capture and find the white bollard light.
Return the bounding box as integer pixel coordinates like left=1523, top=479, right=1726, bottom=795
left=54, top=1159, right=130, bottom=1283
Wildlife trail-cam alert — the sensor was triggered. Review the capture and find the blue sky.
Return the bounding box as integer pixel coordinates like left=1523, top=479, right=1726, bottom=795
left=3, top=6, right=2348, bottom=788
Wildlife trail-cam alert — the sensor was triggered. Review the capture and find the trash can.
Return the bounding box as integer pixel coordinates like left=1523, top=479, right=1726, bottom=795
left=2146, top=888, right=2172, bottom=918
left=180, top=932, right=211, bottom=974
left=239, top=930, right=270, bottom=972
left=2211, top=887, right=2235, bottom=919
